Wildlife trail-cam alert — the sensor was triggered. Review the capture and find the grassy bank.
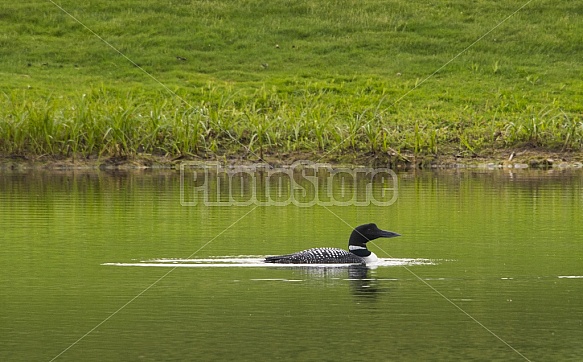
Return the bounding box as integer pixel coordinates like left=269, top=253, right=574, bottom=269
left=1, top=0, right=582, bottom=165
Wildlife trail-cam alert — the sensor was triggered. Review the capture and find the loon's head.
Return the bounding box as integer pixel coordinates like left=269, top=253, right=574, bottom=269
left=348, top=223, right=401, bottom=248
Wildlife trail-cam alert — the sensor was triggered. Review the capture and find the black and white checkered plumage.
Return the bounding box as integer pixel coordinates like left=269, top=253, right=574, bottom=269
left=264, top=247, right=365, bottom=264
left=264, top=223, right=401, bottom=265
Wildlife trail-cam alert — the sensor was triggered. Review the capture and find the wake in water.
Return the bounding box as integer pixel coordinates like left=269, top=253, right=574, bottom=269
left=102, top=256, right=435, bottom=268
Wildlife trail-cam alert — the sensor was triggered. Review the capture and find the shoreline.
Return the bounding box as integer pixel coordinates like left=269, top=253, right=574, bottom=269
left=2, top=149, right=582, bottom=171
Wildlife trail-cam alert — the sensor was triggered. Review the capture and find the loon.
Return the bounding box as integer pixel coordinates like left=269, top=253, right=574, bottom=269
left=264, top=223, right=400, bottom=265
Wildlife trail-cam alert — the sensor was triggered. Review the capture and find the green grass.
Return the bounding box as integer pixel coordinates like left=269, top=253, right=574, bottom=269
left=1, top=0, right=582, bottom=162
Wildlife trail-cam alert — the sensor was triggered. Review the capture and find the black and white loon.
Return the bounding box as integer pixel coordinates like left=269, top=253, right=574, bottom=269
left=264, top=223, right=401, bottom=265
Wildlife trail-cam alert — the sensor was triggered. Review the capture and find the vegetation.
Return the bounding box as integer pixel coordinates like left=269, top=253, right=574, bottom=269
left=1, top=0, right=582, bottom=164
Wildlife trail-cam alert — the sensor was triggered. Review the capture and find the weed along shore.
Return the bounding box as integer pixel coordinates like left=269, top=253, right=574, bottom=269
left=1, top=1, right=582, bottom=169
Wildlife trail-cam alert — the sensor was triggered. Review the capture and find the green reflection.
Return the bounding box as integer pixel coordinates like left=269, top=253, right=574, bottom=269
left=1, top=169, right=582, bottom=361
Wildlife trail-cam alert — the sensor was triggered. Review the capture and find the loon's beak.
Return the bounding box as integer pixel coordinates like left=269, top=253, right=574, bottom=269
left=379, top=230, right=401, bottom=238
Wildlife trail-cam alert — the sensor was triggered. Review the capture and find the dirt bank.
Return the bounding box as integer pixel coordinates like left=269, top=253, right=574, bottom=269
left=1, top=148, right=582, bottom=171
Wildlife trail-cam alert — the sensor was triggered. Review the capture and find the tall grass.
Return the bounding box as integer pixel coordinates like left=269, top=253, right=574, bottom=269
left=1, top=1, right=582, bottom=161
left=2, top=85, right=581, bottom=160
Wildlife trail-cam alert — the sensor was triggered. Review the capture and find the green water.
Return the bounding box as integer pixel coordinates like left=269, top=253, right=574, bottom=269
left=1, top=168, right=582, bottom=361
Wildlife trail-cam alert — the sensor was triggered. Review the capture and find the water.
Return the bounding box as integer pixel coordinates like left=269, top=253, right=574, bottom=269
left=1, top=168, right=582, bottom=361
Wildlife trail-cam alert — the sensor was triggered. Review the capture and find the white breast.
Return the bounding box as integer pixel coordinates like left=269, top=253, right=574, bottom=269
left=361, top=252, right=379, bottom=264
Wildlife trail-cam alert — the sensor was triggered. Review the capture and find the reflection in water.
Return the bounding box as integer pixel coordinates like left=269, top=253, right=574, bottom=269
left=2, top=169, right=583, bottom=361
left=104, top=257, right=425, bottom=301
left=284, top=265, right=387, bottom=300
left=347, top=265, right=386, bottom=300
left=281, top=265, right=396, bottom=301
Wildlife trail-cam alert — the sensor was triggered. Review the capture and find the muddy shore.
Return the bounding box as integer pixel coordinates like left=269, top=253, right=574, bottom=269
left=2, top=148, right=583, bottom=172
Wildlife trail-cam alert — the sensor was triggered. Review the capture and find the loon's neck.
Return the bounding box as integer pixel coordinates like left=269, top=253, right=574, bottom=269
left=349, top=245, right=371, bottom=257
left=349, top=245, right=378, bottom=264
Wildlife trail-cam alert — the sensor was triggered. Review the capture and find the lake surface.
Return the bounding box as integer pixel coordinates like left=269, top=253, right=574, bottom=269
left=1, top=166, right=582, bottom=361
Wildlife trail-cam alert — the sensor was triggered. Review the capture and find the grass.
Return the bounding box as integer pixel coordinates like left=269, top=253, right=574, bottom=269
left=1, top=0, right=582, bottom=164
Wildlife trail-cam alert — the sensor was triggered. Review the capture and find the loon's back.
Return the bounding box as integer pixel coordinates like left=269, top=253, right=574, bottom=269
left=264, top=247, right=365, bottom=265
